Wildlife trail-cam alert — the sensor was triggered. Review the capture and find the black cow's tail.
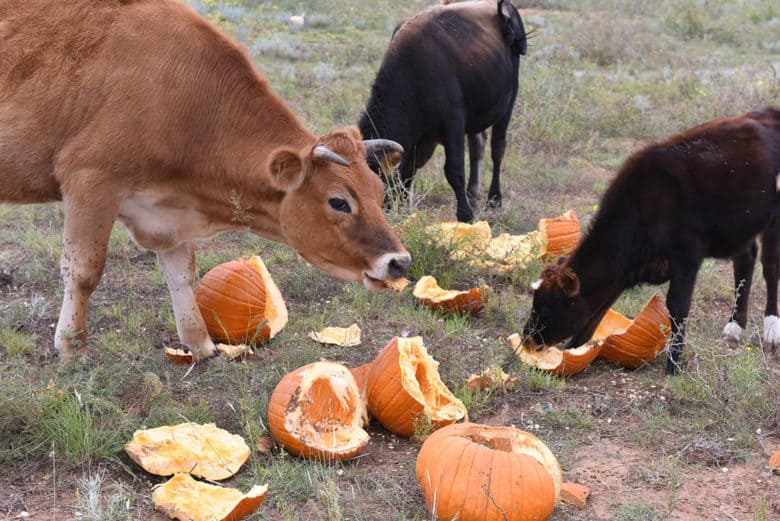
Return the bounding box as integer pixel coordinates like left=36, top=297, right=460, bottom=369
left=498, top=0, right=528, bottom=56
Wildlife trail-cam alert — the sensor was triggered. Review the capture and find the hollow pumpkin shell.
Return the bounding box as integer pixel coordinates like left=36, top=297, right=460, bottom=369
left=413, top=275, right=486, bottom=315
left=267, top=361, right=369, bottom=460
left=124, top=423, right=250, bottom=480
left=507, top=333, right=603, bottom=376
left=416, top=422, right=562, bottom=521
left=538, top=209, right=581, bottom=259
left=597, top=294, right=671, bottom=368
left=152, top=473, right=267, bottom=521
left=366, top=336, right=467, bottom=437
left=195, top=256, right=288, bottom=344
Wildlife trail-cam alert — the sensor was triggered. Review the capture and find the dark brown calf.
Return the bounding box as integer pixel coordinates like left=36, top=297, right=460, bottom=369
left=523, top=108, right=780, bottom=374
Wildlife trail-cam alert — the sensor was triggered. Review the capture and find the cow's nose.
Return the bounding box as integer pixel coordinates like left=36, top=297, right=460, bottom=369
left=387, top=253, right=412, bottom=278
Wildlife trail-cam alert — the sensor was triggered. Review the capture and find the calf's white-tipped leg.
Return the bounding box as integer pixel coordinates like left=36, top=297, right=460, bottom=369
left=763, top=315, right=780, bottom=347
left=722, top=321, right=743, bottom=342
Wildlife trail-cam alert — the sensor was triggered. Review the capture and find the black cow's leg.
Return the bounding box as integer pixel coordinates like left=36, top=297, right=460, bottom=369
left=723, top=239, right=758, bottom=342
left=392, top=143, right=436, bottom=211
left=442, top=113, right=472, bottom=222
left=760, top=225, right=780, bottom=353
left=466, top=131, right=487, bottom=209
left=665, top=258, right=702, bottom=374
left=487, top=110, right=512, bottom=208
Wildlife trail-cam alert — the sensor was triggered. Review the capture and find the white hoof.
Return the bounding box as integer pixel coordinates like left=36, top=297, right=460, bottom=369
left=722, top=321, right=742, bottom=342
left=763, top=315, right=780, bottom=346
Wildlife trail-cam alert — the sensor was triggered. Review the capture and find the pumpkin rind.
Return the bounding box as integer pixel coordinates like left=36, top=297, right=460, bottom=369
left=267, top=361, right=369, bottom=460
left=769, top=450, right=780, bottom=473
left=195, top=256, right=288, bottom=344
left=366, top=336, right=467, bottom=437
left=508, top=333, right=603, bottom=376
left=152, top=473, right=267, bottom=521
left=413, top=275, right=486, bottom=315
left=538, top=209, right=581, bottom=259
left=598, top=294, right=671, bottom=368
left=416, top=422, right=562, bottom=521
left=124, top=423, right=250, bottom=480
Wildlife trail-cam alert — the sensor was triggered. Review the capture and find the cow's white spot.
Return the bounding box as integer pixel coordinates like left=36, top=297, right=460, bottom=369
left=722, top=321, right=742, bottom=342
left=776, top=174, right=780, bottom=192
left=530, top=279, right=542, bottom=291
left=763, top=315, right=780, bottom=345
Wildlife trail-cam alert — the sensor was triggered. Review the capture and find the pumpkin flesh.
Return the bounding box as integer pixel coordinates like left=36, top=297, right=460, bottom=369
left=367, top=336, right=467, bottom=437
left=416, top=422, right=562, bottom=521
left=413, top=275, right=486, bottom=315
left=267, top=361, right=369, bottom=460
left=508, top=333, right=603, bottom=376
left=152, top=473, right=267, bottom=521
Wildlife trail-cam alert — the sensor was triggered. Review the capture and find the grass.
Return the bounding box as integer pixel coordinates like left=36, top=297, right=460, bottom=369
left=1, top=0, right=780, bottom=519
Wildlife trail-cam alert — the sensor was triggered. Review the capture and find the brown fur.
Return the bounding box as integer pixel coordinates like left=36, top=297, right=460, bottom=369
left=1, top=0, right=410, bottom=360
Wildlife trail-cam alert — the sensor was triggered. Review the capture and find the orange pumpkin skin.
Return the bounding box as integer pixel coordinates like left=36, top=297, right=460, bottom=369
left=350, top=362, right=373, bottom=395
left=267, top=361, right=369, bottom=461
left=538, top=210, right=581, bottom=259
left=769, top=450, right=780, bottom=473
left=507, top=333, right=602, bottom=376
left=416, top=423, right=562, bottom=521
left=598, top=294, right=671, bottom=368
left=366, top=336, right=467, bottom=437
left=413, top=276, right=486, bottom=315
left=195, top=256, right=287, bottom=344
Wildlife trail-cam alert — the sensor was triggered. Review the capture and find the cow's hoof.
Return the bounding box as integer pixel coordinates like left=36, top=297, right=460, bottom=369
left=486, top=195, right=502, bottom=209
left=722, top=321, right=742, bottom=342
left=763, top=315, right=780, bottom=347
left=664, top=358, right=683, bottom=375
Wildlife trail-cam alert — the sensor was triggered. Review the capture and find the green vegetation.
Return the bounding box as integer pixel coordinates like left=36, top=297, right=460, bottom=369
left=1, top=0, right=779, bottom=519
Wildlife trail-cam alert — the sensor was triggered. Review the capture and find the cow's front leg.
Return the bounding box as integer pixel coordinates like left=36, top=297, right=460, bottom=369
left=760, top=227, right=780, bottom=352
left=156, top=241, right=218, bottom=360
left=665, top=259, right=702, bottom=374
left=723, top=239, right=757, bottom=342
left=55, top=194, right=117, bottom=359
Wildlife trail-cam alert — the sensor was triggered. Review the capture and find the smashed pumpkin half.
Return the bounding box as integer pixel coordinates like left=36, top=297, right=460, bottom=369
left=366, top=336, right=467, bottom=437
left=413, top=275, right=486, bottom=315
left=507, top=333, right=602, bottom=377
left=538, top=209, right=581, bottom=259
left=195, top=255, right=288, bottom=344
left=152, top=473, right=267, bottom=521
left=597, top=294, right=671, bottom=368
left=416, top=422, right=562, bottom=521
left=124, top=423, right=250, bottom=480
left=267, top=361, right=369, bottom=460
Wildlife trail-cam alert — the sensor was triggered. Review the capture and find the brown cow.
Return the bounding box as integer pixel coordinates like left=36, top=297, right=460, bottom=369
left=0, top=0, right=410, bottom=361
left=522, top=108, right=780, bottom=374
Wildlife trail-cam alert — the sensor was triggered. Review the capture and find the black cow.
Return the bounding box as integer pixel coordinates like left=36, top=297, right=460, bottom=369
left=522, top=108, right=780, bottom=374
left=359, top=0, right=527, bottom=223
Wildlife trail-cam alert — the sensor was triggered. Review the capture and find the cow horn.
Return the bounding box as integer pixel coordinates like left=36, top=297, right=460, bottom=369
left=363, top=139, right=404, bottom=156
left=312, top=145, right=349, bottom=167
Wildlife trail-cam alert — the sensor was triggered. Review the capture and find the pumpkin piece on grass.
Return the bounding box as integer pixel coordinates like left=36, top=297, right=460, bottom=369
left=366, top=336, right=467, bottom=437
left=124, top=423, right=250, bottom=480
left=416, top=422, right=562, bottom=521
left=413, top=275, right=486, bottom=315
left=384, top=277, right=410, bottom=292
left=195, top=256, right=288, bottom=344
left=482, top=230, right=545, bottom=272
left=769, top=450, right=780, bottom=474
left=559, top=482, right=591, bottom=509
left=152, top=473, right=267, bottom=521
left=465, top=365, right=515, bottom=392
left=507, top=333, right=603, bottom=377
left=427, top=220, right=493, bottom=260
left=307, top=323, right=361, bottom=347
left=267, top=361, right=369, bottom=460
left=164, top=344, right=254, bottom=364
left=538, top=209, right=581, bottom=259
left=597, top=294, right=671, bottom=368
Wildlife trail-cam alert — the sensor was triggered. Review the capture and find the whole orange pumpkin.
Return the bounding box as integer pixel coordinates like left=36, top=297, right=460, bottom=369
left=195, top=256, right=287, bottom=344
left=416, top=422, right=562, bottom=521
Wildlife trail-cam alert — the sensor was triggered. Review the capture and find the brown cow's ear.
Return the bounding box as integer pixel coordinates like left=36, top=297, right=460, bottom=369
left=559, top=268, right=580, bottom=297
left=268, top=148, right=304, bottom=190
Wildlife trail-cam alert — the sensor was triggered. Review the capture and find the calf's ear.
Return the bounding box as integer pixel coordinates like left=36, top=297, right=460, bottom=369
left=268, top=148, right=305, bottom=190
left=558, top=268, right=580, bottom=297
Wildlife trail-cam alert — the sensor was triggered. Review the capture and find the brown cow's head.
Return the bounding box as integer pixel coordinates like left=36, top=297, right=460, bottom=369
left=268, top=126, right=410, bottom=290
left=522, top=256, right=591, bottom=349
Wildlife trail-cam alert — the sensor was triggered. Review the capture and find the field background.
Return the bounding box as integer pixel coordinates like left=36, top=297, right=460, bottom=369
left=1, top=0, right=779, bottom=519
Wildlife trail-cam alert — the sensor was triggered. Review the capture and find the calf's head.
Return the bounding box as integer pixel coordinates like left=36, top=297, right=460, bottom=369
left=523, top=257, right=589, bottom=348
left=268, top=126, right=410, bottom=290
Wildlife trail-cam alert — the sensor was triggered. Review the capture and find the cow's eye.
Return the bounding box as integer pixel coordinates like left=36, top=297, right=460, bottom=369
left=328, top=197, right=351, bottom=214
